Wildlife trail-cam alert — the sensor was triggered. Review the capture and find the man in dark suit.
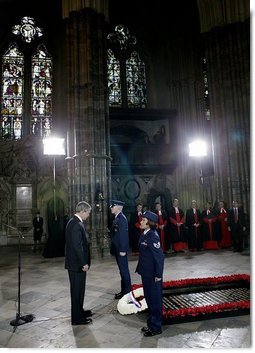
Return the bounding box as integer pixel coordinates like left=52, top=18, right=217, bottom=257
left=32, top=211, right=44, bottom=252
left=228, top=200, right=246, bottom=252
left=185, top=200, right=202, bottom=251
left=65, top=201, right=93, bottom=325
left=110, top=199, right=131, bottom=299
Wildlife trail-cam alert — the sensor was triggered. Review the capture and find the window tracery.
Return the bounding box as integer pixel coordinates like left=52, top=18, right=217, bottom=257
left=107, top=24, right=147, bottom=108
left=12, top=16, right=43, bottom=43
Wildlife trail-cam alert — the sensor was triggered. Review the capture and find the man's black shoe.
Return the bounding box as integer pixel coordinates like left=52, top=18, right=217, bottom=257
left=143, top=329, right=162, bottom=337
left=141, top=327, right=149, bottom=333
left=114, top=292, right=124, bottom=299
left=137, top=308, right=149, bottom=314
left=72, top=318, right=92, bottom=325
left=83, top=309, right=93, bottom=317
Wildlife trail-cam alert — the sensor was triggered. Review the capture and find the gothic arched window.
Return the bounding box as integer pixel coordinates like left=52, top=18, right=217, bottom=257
left=107, top=25, right=147, bottom=108
left=0, top=16, right=52, bottom=140
left=107, top=49, right=122, bottom=107
left=1, top=44, right=24, bottom=139
left=31, top=45, right=52, bottom=137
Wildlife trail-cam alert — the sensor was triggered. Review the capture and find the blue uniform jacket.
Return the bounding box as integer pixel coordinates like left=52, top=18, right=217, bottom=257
left=111, top=212, right=129, bottom=253
left=136, top=228, right=164, bottom=278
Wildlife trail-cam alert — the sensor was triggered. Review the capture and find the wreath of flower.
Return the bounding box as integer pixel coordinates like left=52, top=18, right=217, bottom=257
left=117, top=287, right=147, bottom=315
left=131, top=274, right=250, bottom=291
left=126, top=274, right=250, bottom=319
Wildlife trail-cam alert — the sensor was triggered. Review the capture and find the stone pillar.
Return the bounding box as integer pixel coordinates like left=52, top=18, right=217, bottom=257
left=203, top=19, right=250, bottom=213
left=64, top=7, right=111, bottom=257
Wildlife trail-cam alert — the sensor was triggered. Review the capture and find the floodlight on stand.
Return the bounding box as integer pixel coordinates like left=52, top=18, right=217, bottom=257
left=43, top=137, right=65, bottom=155
left=43, top=137, right=66, bottom=220
left=189, top=139, right=207, bottom=185
left=189, top=140, right=207, bottom=157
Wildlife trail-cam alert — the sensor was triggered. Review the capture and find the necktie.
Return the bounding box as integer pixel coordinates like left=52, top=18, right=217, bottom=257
left=234, top=208, right=238, bottom=223
left=194, top=210, right=198, bottom=223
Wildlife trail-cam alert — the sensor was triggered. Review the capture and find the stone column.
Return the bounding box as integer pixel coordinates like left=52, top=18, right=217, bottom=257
left=203, top=19, right=250, bottom=213
left=64, top=7, right=111, bottom=257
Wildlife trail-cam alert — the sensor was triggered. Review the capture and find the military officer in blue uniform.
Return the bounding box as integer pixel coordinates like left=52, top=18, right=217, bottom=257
left=110, top=199, right=131, bottom=299
left=136, top=211, right=164, bottom=337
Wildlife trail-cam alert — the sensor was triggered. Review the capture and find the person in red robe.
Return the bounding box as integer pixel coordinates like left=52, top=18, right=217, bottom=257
left=154, top=202, right=168, bottom=253
left=129, top=203, right=143, bottom=255
left=216, top=200, right=232, bottom=249
left=168, top=198, right=187, bottom=252
left=201, top=201, right=219, bottom=250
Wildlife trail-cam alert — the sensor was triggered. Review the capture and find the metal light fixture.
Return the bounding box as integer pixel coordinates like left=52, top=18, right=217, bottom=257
left=189, top=140, right=207, bottom=157
left=43, top=137, right=65, bottom=220
left=189, top=139, right=207, bottom=185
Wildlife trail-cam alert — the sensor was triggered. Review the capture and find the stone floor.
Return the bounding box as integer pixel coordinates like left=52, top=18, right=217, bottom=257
left=0, top=245, right=251, bottom=349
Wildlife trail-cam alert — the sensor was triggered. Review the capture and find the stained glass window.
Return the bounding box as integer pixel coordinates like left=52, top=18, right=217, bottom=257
left=1, top=17, right=53, bottom=140
left=107, top=49, right=122, bottom=107
left=31, top=45, right=52, bottom=137
left=1, top=43, right=24, bottom=139
left=126, top=51, right=147, bottom=108
left=107, top=25, right=147, bottom=108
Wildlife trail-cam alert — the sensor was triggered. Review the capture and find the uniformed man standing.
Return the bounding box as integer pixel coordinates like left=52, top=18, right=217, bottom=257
left=136, top=211, right=164, bottom=337
left=110, top=199, right=131, bottom=299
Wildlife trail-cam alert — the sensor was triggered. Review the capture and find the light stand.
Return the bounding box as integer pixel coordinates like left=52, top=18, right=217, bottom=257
left=189, top=139, right=208, bottom=203
left=43, top=137, right=66, bottom=221
left=4, top=223, right=34, bottom=330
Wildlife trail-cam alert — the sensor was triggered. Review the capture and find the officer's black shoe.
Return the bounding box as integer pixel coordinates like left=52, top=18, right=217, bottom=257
left=143, top=329, right=162, bottom=337
left=114, top=292, right=124, bottom=299
left=83, top=309, right=93, bottom=318
left=72, top=318, right=92, bottom=325
left=141, top=327, right=149, bottom=333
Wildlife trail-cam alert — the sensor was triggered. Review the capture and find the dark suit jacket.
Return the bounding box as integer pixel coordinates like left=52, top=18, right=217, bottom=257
left=228, top=207, right=246, bottom=228
left=65, top=215, right=91, bottom=272
left=33, top=216, right=44, bottom=236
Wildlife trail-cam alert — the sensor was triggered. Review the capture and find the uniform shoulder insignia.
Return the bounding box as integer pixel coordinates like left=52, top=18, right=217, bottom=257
left=153, top=242, right=161, bottom=249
